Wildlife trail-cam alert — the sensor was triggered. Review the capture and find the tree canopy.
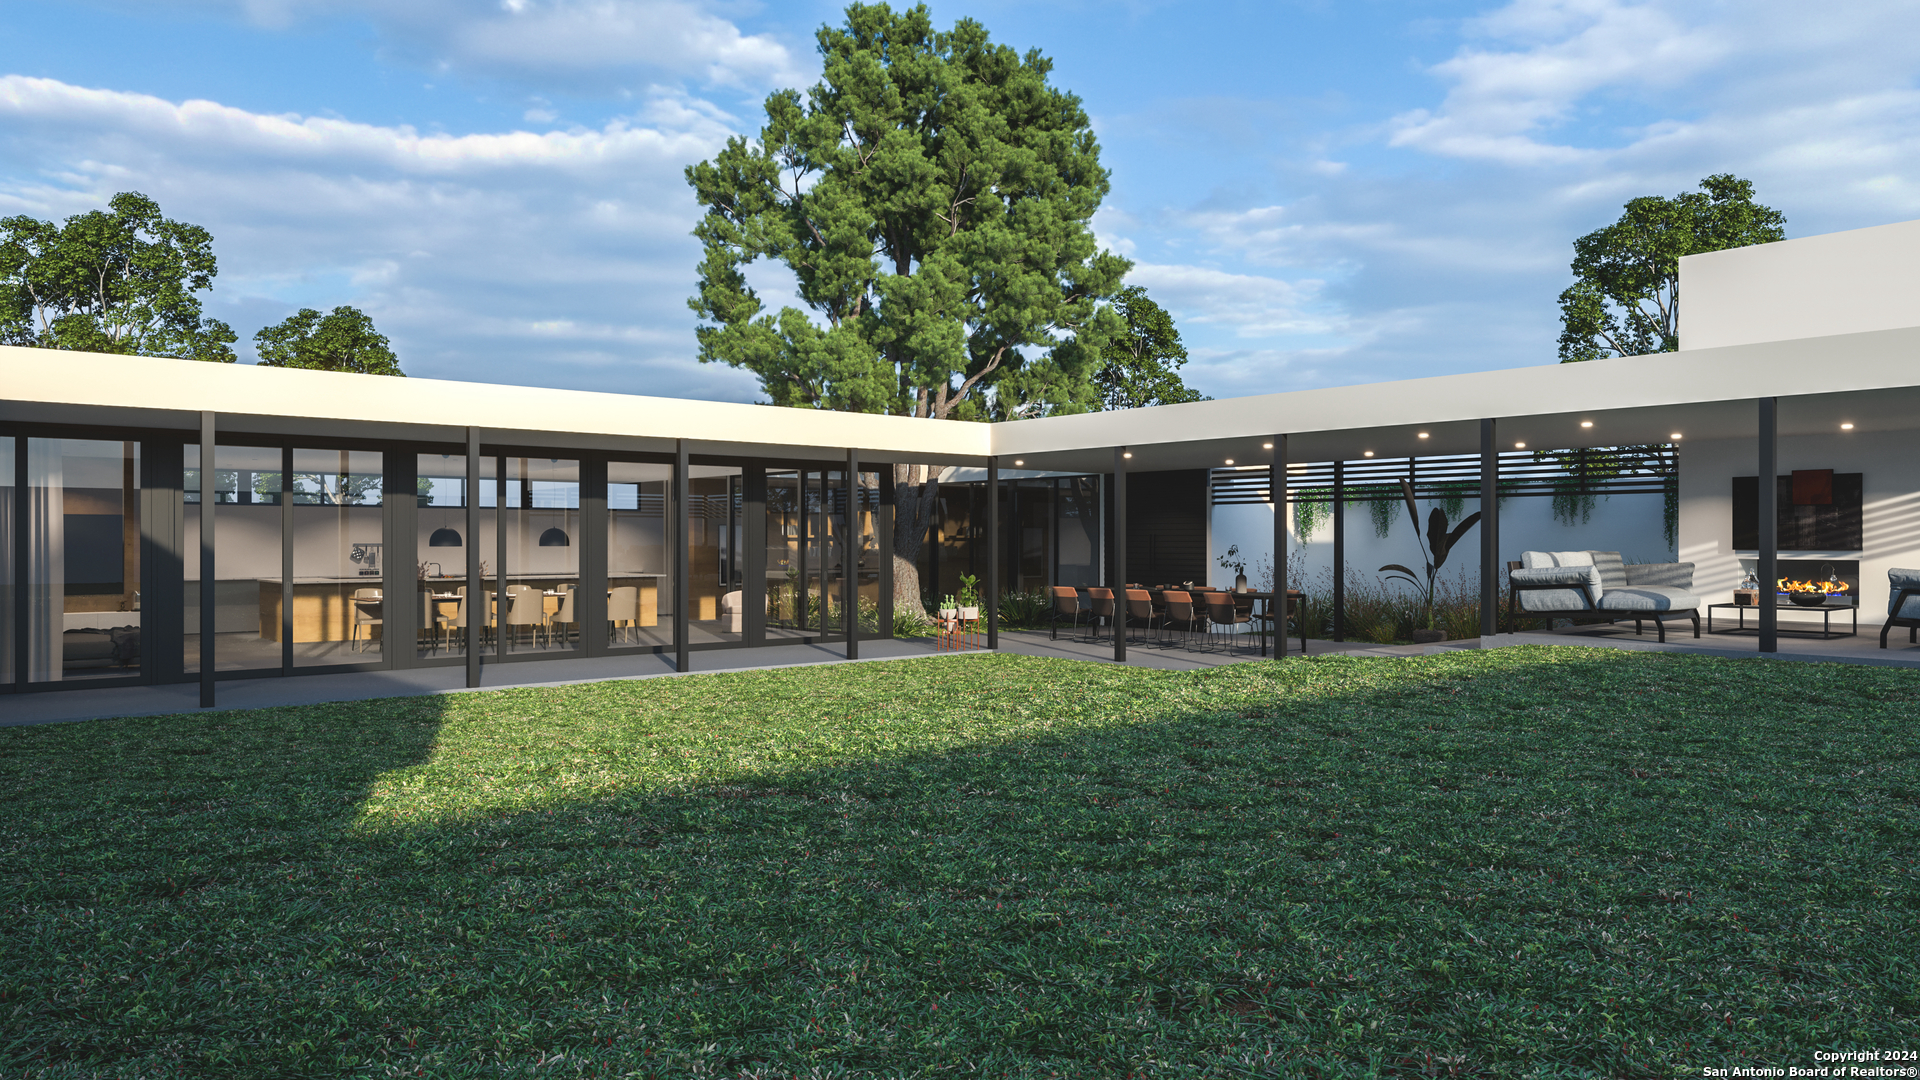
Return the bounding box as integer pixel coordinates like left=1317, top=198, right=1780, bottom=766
left=0, top=191, right=237, bottom=362
left=1556, top=174, right=1785, bottom=363
left=1094, top=285, right=1206, bottom=410
left=684, top=2, right=1130, bottom=422
left=254, top=306, right=404, bottom=376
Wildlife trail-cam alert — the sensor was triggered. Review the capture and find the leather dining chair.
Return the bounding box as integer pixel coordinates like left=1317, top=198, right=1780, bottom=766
left=1085, top=588, right=1116, bottom=643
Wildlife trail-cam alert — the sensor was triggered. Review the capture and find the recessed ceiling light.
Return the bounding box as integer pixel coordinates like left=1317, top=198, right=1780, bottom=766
left=1670, top=433, right=1683, bottom=440
left=1580, top=421, right=1593, bottom=428
left=1840, top=422, right=1854, bottom=430
left=1123, top=452, right=1132, bottom=459
left=1416, top=432, right=1429, bottom=439
left=1262, top=442, right=1273, bottom=449
left=1224, top=458, right=1235, bottom=465
left=1363, top=451, right=1374, bottom=457
left=1514, top=441, right=1527, bottom=449
left=1013, top=459, right=1024, bottom=466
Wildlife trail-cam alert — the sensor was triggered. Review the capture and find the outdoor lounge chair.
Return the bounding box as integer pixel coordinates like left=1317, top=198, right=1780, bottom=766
left=1882, top=567, right=1920, bottom=648
left=1507, top=550, right=1701, bottom=644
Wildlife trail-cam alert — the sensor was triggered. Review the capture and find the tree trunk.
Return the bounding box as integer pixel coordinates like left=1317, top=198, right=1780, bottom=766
left=892, top=462, right=940, bottom=619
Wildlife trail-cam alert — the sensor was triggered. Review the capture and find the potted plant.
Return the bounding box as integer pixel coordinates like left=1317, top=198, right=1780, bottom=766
left=1380, top=480, right=1481, bottom=643
left=938, top=594, right=958, bottom=620
left=1217, top=545, right=1248, bottom=592
left=957, top=574, right=981, bottom=621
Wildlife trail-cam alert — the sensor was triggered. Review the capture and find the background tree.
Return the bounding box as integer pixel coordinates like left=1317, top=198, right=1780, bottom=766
left=254, top=306, right=404, bottom=376
left=1556, top=174, right=1785, bottom=363
left=686, top=2, right=1129, bottom=614
left=0, top=192, right=237, bottom=361
left=1095, top=285, right=1206, bottom=410
left=1548, top=175, right=1779, bottom=550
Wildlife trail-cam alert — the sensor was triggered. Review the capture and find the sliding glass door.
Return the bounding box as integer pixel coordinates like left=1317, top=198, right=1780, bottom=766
left=23, top=438, right=144, bottom=685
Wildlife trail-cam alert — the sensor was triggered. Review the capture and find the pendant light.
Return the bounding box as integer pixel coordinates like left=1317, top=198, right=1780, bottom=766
left=539, top=527, right=571, bottom=547
left=428, top=526, right=462, bottom=547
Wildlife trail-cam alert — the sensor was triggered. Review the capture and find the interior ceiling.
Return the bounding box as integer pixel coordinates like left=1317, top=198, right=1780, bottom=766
left=1000, top=385, right=1920, bottom=475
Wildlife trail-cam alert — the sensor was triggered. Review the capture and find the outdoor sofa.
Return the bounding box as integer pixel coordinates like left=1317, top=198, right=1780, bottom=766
left=1883, top=568, right=1920, bottom=648
left=1506, top=550, right=1701, bottom=643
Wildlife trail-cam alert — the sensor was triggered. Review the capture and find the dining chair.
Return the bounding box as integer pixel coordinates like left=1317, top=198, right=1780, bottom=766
left=550, top=586, right=577, bottom=647
left=421, top=588, right=451, bottom=654
left=1159, top=590, right=1204, bottom=650
left=350, top=588, right=383, bottom=653
left=1124, top=589, right=1161, bottom=645
left=1203, top=593, right=1252, bottom=653
left=1048, top=586, right=1087, bottom=640
left=505, top=584, right=546, bottom=648
left=608, top=586, right=639, bottom=645
left=1086, top=588, right=1116, bottom=643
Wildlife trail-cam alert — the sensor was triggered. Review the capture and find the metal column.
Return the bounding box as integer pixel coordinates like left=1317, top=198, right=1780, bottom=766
left=674, top=439, right=690, bottom=672
left=987, top=456, right=1000, bottom=650
left=878, top=472, right=895, bottom=639
left=1332, top=459, right=1345, bottom=642
left=466, top=428, right=482, bottom=688
left=845, top=448, right=859, bottom=659
left=1758, top=397, right=1778, bottom=654
left=1480, top=418, right=1499, bottom=638
left=1112, top=446, right=1127, bottom=663
left=1271, top=435, right=1287, bottom=657
left=198, top=411, right=216, bottom=708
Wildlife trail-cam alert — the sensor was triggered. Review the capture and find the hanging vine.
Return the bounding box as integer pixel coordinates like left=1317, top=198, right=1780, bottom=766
left=1294, top=487, right=1330, bottom=541
left=1367, top=485, right=1398, bottom=538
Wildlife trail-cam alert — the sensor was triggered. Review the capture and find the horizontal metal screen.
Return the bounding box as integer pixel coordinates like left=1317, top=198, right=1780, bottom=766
left=1210, top=448, right=1677, bottom=505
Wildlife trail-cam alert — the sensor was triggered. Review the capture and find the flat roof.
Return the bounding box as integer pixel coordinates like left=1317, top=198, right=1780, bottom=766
left=4, top=324, right=1918, bottom=469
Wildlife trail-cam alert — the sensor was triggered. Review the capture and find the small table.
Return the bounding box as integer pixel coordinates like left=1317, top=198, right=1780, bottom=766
left=1708, top=601, right=1857, bottom=639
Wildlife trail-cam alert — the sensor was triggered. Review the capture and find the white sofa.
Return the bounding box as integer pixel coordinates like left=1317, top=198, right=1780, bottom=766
left=1507, top=550, right=1701, bottom=643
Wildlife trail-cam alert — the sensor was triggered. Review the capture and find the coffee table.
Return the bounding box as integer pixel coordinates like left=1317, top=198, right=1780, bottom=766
left=1707, top=601, right=1857, bottom=639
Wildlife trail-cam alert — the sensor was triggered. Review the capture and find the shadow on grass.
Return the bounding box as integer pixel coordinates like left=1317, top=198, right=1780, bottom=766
left=2, top=648, right=1917, bottom=1078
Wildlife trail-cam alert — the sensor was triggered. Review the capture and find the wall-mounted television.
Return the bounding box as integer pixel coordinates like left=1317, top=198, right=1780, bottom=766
left=1732, top=472, right=1863, bottom=550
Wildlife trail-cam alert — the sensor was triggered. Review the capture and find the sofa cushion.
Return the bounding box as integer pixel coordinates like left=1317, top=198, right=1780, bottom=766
left=1589, top=551, right=1629, bottom=592
left=1624, top=561, right=1697, bottom=589
left=1596, top=587, right=1699, bottom=613
left=1889, top=568, right=1920, bottom=619
left=1511, top=565, right=1601, bottom=612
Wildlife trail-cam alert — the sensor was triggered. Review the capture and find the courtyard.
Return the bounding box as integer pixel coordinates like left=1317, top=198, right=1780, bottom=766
left=3, top=647, right=1914, bottom=1076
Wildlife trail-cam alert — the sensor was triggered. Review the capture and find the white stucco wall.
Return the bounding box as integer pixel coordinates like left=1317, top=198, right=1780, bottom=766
left=1211, top=492, right=1670, bottom=592
left=1680, top=219, right=1920, bottom=351
left=1676, top=430, right=1920, bottom=617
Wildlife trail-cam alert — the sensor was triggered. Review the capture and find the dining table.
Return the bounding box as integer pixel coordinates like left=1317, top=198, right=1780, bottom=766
left=1111, top=587, right=1306, bottom=656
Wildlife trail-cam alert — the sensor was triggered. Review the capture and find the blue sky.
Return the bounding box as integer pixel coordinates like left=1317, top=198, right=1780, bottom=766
left=4, top=0, right=1918, bottom=404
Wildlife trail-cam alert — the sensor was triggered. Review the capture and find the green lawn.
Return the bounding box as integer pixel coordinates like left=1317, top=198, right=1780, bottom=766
left=2, top=648, right=1915, bottom=1078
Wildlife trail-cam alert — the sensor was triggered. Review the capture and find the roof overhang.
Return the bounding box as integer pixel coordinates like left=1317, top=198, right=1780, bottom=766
left=3, top=324, right=1917, bottom=469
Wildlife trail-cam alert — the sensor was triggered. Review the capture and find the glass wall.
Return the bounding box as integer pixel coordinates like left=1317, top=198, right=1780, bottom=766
left=416, top=453, right=492, bottom=660
left=1056, top=476, right=1102, bottom=587
left=27, top=438, right=142, bottom=683
left=608, top=461, right=671, bottom=648
left=766, top=470, right=832, bottom=639
left=688, top=466, right=742, bottom=645
left=289, top=449, right=384, bottom=668
left=185, top=445, right=284, bottom=674
left=1, top=437, right=12, bottom=685
left=497, top=456, right=579, bottom=654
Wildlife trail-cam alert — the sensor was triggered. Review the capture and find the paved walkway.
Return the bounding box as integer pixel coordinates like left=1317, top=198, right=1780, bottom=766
left=11, top=616, right=1915, bottom=727
left=2, top=638, right=949, bottom=727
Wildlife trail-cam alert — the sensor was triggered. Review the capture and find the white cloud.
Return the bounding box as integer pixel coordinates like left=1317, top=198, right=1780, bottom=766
left=1388, top=0, right=1728, bottom=165
left=215, top=0, right=805, bottom=90
left=0, top=75, right=762, bottom=400
left=1127, top=263, right=1340, bottom=340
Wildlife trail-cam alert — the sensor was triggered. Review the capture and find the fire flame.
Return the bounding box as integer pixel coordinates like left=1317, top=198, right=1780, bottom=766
left=1779, top=578, right=1849, bottom=594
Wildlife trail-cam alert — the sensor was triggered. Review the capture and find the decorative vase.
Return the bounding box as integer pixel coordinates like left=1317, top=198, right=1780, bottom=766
left=960, top=606, right=979, bottom=621
left=938, top=608, right=957, bottom=620
left=1235, top=573, right=1248, bottom=593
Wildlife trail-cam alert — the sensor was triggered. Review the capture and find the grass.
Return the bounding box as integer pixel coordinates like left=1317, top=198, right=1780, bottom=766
left=2, top=648, right=1916, bottom=1077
